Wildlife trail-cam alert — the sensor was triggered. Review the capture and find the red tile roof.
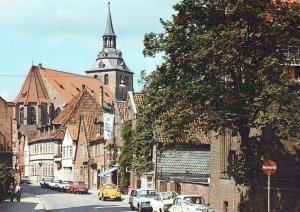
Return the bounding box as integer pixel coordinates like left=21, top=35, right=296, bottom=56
left=52, top=89, right=103, bottom=141
left=14, top=65, right=114, bottom=105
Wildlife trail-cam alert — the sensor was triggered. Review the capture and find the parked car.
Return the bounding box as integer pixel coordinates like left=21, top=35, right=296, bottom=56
left=168, top=195, right=211, bottom=212
left=69, top=181, right=88, bottom=194
left=150, top=191, right=178, bottom=212
left=58, top=181, right=72, bottom=192
left=98, top=183, right=121, bottom=201
left=129, top=189, right=136, bottom=209
left=48, top=180, right=62, bottom=190
left=131, top=189, right=156, bottom=212
left=40, top=178, right=53, bottom=188
left=21, top=176, right=31, bottom=184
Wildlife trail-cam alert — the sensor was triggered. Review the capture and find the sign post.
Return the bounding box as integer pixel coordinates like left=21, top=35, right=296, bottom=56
left=262, top=160, right=277, bottom=212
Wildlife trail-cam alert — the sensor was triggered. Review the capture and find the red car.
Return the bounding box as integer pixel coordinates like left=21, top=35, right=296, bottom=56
left=69, top=181, right=88, bottom=194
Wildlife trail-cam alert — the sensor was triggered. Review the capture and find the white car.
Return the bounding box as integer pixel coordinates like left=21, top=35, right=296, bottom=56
left=150, top=191, right=178, bottom=212
left=131, top=189, right=156, bottom=211
left=48, top=180, right=62, bottom=190
left=168, top=195, right=211, bottom=212
left=58, top=181, right=72, bottom=192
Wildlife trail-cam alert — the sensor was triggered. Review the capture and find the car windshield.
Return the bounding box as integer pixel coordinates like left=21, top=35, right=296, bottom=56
left=103, top=184, right=117, bottom=189
left=137, top=190, right=155, bottom=197
left=162, top=192, right=177, bottom=200
left=183, top=196, right=205, bottom=205
left=43, top=178, right=52, bottom=181
left=62, top=181, right=71, bottom=184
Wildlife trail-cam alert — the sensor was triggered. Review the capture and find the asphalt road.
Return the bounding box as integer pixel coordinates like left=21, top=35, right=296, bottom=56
left=0, top=183, right=134, bottom=212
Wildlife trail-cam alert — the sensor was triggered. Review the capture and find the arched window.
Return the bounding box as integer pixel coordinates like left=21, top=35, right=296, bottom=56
left=104, top=74, right=109, bottom=85
left=29, top=107, right=36, bottom=125
left=94, top=75, right=98, bottom=79
left=19, top=107, right=24, bottom=125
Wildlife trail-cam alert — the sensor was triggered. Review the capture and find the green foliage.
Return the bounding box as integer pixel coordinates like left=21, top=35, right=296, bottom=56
left=140, top=0, right=300, bottom=186
left=131, top=101, right=155, bottom=174
left=119, top=121, right=134, bottom=191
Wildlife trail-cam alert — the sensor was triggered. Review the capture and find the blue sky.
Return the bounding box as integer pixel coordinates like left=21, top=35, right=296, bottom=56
left=0, top=0, right=179, bottom=101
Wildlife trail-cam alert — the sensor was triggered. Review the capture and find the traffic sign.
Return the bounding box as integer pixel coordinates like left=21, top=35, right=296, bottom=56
left=262, top=160, right=277, bottom=176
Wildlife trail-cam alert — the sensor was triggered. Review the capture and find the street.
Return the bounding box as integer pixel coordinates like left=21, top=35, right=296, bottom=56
left=0, top=184, right=134, bottom=212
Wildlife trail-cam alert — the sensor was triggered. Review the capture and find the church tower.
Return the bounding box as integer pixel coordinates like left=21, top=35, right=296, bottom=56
left=86, top=3, right=134, bottom=100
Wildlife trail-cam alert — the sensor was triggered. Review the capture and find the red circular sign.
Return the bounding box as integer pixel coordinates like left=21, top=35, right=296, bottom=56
left=262, top=160, right=277, bottom=175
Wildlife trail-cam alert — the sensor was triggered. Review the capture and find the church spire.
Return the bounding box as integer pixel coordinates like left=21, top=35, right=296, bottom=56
left=103, top=2, right=116, bottom=48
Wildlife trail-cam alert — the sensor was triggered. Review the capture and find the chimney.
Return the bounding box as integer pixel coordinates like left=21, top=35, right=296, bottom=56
left=38, top=63, right=42, bottom=68
left=82, top=84, right=86, bottom=90
left=99, top=86, right=104, bottom=108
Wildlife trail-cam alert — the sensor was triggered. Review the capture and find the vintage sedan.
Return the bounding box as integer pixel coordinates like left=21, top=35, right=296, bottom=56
left=48, top=180, right=62, bottom=190
left=69, top=181, right=88, bottom=194
left=168, top=195, right=211, bottom=212
left=58, top=181, right=72, bottom=192
left=40, top=178, right=53, bottom=188
left=150, top=191, right=178, bottom=212
left=21, top=176, right=31, bottom=184
left=98, top=183, right=121, bottom=201
left=131, top=189, right=156, bottom=212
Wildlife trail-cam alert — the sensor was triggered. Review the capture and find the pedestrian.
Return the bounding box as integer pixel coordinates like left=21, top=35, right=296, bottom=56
left=8, top=182, right=14, bottom=202
left=15, top=183, right=22, bottom=202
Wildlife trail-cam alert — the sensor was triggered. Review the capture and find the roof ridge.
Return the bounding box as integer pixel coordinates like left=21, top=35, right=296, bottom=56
left=52, top=89, right=86, bottom=125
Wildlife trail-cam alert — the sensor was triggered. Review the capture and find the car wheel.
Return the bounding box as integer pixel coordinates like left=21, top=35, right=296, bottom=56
left=116, top=197, right=121, bottom=201
left=102, top=196, right=106, bottom=201
left=138, top=204, right=143, bottom=212
left=130, top=203, right=134, bottom=210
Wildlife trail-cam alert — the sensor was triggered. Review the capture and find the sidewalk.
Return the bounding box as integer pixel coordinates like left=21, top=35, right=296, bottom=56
left=0, top=192, right=45, bottom=212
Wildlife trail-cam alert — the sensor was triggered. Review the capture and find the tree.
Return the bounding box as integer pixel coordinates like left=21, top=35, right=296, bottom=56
left=141, top=0, right=300, bottom=186
left=119, top=121, right=134, bottom=192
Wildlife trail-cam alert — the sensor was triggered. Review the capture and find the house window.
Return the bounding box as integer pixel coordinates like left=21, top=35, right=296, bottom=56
left=29, top=107, right=36, bottom=125
left=69, top=146, right=73, bottom=158
left=80, top=144, right=84, bottom=156
left=19, top=107, right=24, bottom=125
left=220, top=128, right=231, bottom=178
left=104, top=74, right=109, bottom=85
left=50, top=143, right=53, bottom=153
left=62, top=146, right=65, bottom=158
left=94, top=75, right=98, bottom=79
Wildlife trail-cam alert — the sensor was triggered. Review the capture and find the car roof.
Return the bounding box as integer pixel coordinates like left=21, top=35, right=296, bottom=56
left=176, top=195, right=203, bottom=198
left=135, top=189, right=156, bottom=191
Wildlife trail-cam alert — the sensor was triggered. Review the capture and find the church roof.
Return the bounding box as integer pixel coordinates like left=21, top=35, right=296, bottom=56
left=14, top=66, right=50, bottom=104
left=15, top=65, right=114, bottom=105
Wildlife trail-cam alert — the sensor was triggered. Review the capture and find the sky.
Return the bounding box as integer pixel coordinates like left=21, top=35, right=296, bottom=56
left=0, top=0, right=179, bottom=101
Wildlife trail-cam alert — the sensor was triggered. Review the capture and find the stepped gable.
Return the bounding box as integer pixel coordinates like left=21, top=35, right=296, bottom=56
left=52, top=89, right=103, bottom=141
left=14, top=66, right=50, bottom=104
